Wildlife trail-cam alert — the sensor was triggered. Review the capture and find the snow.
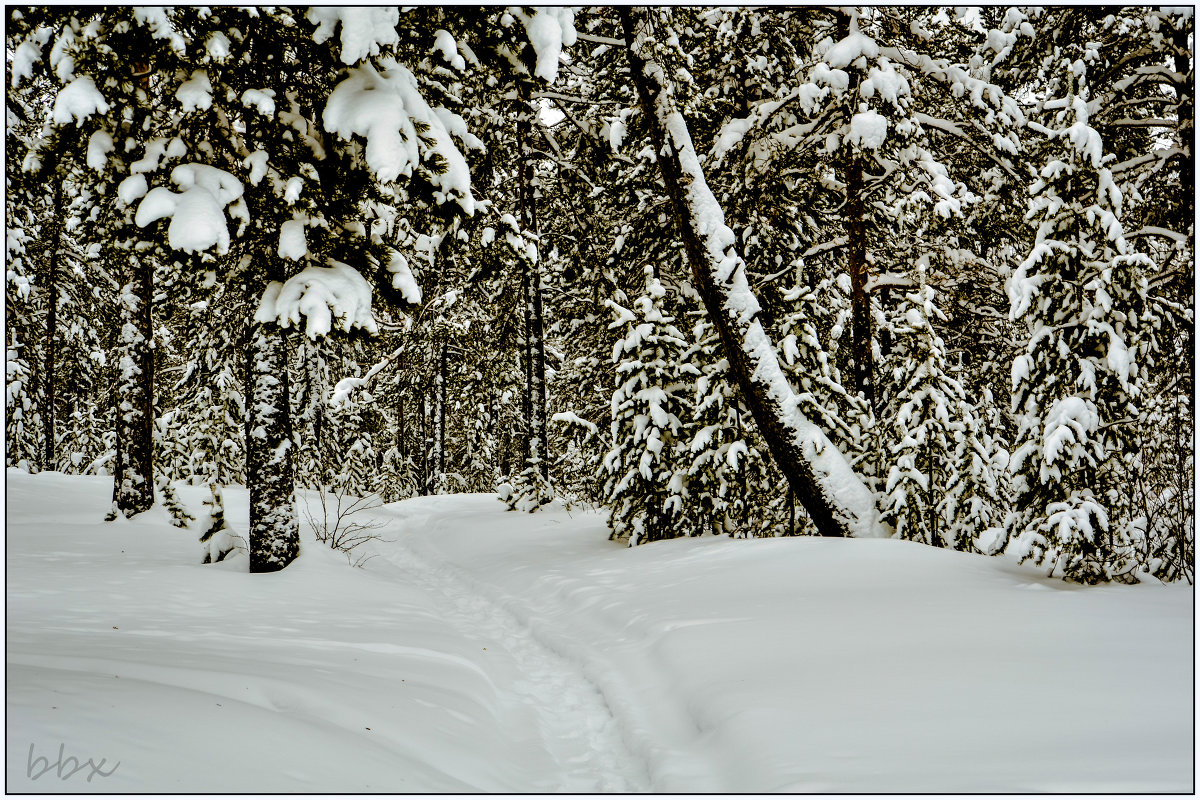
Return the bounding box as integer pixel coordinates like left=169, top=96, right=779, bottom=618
left=823, top=26, right=879, bottom=70
left=861, top=60, right=909, bottom=107
left=116, top=174, right=148, bottom=207
left=244, top=150, right=269, bottom=186
left=432, top=29, right=466, bottom=71
left=263, top=258, right=378, bottom=339
left=135, top=164, right=244, bottom=255
left=86, top=129, right=113, bottom=172
left=277, top=218, right=307, bottom=260
left=241, top=89, right=276, bottom=117
left=1064, top=96, right=1104, bottom=168
left=51, top=76, right=109, bottom=126
left=175, top=69, right=212, bottom=112
left=385, top=250, right=421, bottom=303
left=11, top=28, right=51, bottom=88
left=131, top=7, right=186, bottom=55
left=307, top=7, right=400, bottom=65
left=845, top=109, right=889, bottom=150
left=515, top=8, right=577, bottom=83
left=1041, top=396, right=1098, bottom=465
left=206, top=31, right=231, bottom=62
left=322, top=60, right=476, bottom=215
left=7, top=471, right=1192, bottom=792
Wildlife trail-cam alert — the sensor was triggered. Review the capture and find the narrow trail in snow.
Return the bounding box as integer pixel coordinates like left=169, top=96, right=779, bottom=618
left=368, top=509, right=650, bottom=793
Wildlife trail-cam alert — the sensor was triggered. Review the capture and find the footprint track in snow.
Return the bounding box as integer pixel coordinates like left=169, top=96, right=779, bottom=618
left=369, top=515, right=649, bottom=793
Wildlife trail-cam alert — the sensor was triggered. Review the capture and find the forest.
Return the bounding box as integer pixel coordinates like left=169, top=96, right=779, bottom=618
left=5, top=7, right=1194, bottom=584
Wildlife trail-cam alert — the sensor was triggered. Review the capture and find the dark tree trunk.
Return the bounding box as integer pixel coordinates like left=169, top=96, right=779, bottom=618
left=111, top=247, right=155, bottom=516
left=42, top=177, right=63, bottom=471
left=1172, top=18, right=1194, bottom=230
left=419, top=393, right=430, bottom=496
left=620, top=7, right=878, bottom=539
left=518, top=82, right=550, bottom=483
left=434, top=341, right=447, bottom=490
left=246, top=312, right=298, bottom=573
left=518, top=264, right=533, bottom=470
left=838, top=12, right=874, bottom=411
left=111, top=69, right=155, bottom=517
left=844, top=154, right=873, bottom=410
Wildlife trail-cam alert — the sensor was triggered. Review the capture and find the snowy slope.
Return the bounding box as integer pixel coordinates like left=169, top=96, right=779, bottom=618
left=6, top=470, right=1193, bottom=792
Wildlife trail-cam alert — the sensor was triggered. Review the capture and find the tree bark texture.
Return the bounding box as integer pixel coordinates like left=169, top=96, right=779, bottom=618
left=246, top=314, right=298, bottom=573
left=111, top=247, right=155, bottom=516
left=518, top=83, right=550, bottom=483
left=620, top=7, right=879, bottom=539
left=837, top=12, right=875, bottom=411
left=434, top=341, right=447, bottom=490
left=42, top=176, right=63, bottom=471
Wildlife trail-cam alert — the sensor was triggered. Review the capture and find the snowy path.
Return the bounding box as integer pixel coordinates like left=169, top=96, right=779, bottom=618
left=366, top=506, right=649, bottom=793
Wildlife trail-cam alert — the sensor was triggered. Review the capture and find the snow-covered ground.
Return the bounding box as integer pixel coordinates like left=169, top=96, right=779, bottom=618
left=6, top=469, right=1193, bottom=792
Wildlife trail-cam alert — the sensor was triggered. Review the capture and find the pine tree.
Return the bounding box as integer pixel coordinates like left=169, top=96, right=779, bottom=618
left=1008, top=72, right=1157, bottom=583
left=602, top=266, right=697, bottom=544
left=879, top=275, right=1007, bottom=552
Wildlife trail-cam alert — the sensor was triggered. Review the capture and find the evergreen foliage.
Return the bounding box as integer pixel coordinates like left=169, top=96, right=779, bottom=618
left=5, top=7, right=1191, bottom=583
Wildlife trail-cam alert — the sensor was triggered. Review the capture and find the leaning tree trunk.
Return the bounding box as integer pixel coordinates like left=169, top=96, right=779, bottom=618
left=620, top=7, right=879, bottom=538
left=246, top=286, right=299, bottom=573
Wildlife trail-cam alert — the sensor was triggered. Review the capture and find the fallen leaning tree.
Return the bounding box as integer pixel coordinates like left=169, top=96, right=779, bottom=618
left=619, top=7, right=881, bottom=539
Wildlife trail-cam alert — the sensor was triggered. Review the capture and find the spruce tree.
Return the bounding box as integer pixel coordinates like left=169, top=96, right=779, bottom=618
left=1008, top=73, right=1157, bottom=582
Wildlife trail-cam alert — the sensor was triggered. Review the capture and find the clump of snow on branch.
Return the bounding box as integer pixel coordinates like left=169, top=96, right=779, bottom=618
left=86, top=129, right=113, bottom=172
left=259, top=258, right=378, bottom=339
left=278, top=217, right=308, bottom=260
left=175, top=70, right=213, bottom=112
left=10, top=27, right=52, bottom=88
left=385, top=250, right=422, bottom=303
left=846, top=109, right=889, bottom=150
left=513, top=7, right=577, bottom=83
left=323, top=59, right=477, bottom=214
left=822, top=16, right=878, bottom=69
left=307, top=7, right=400, bottom=65
left=432, top=29, right=466, bottom=71
left=135, top=163, right=244, bottom=254
left=52, top=76, right=109, bottom=125
left=132, top=7, right=186, bottom=54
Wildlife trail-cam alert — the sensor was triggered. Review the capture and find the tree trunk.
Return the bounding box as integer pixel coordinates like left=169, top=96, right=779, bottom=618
left=619, top=7, right=879, bottom=539
left=433, top=341, right=447, bottom=491
left=838, top=12, right=874, bottom=411
left=246, top=308, right=299, bottom=573
left=419, top=393, right=429, bottom=496
left=518, top=82, right=550, bottom=484
left=244, top=272, right=296, bottom=573
left=111, top=70, right=155, bottom=517
left=42, top=177, right=63, bottom=471
left=111, top=247, right=155, bottom=516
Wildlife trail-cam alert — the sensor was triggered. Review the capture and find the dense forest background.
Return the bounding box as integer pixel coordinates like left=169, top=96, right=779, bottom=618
left=5, top=7, right=1193, bottom=583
